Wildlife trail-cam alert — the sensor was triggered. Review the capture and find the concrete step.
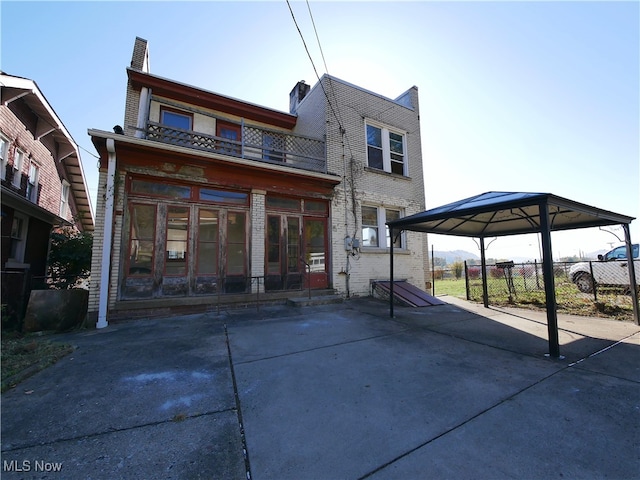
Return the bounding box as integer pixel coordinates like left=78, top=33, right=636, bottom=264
left=287, top=294, right=344, bottom=307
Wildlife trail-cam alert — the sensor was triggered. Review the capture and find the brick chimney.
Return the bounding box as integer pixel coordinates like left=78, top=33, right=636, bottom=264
left=130, top=37, right=150, bottom=73
left=289, top=81, right=310, bottom=114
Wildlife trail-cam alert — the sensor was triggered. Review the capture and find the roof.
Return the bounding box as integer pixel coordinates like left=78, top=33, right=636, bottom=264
left=0, top=73, right=95, bottom=232
left=387, top=191, right=634, bottom=237
left=127, top=69, right=298, bottom=130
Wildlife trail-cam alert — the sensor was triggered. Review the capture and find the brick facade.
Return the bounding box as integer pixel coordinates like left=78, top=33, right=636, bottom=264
left=0, top=106, right=70, bottom=223
left=87, top=38, right=428, bottom=323
left=295, top=77, right=428, bottom=296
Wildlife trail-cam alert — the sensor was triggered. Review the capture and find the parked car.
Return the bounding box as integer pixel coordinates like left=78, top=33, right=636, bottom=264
left=569, top=244, right=640, bottom=293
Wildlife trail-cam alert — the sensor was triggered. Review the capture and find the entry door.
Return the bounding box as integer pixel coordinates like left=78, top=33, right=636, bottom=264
left=265, top=215, right=302, bottom=291
left=303, top=218, right=328, bottom=289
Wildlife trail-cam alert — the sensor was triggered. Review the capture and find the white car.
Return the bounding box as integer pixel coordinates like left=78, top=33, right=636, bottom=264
left=569, top=244, right=640, bottom=293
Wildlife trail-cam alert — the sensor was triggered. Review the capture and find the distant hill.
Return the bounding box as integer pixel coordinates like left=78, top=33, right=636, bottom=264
left=432, top=250, right=479, bottom=264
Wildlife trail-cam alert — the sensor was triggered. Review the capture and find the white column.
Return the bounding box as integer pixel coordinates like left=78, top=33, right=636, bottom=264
left=251, top=189, right=266, bottom=293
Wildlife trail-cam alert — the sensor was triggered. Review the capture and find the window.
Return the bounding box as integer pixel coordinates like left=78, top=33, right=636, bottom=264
left=361, top=206, right=404, bottom=249
left=165, top=207, right=189, bottom=275
left=60, top=181, right=70, bottom=217
left=266, top=196, right=300, bottom=211
left=197, top=210, right=219, bottom=275
left=385, top=209, right=402, bottom=249
left=131, top=179, right=191, bottom=199
left=0, top=136, right=8, bottom=180
left=160, top=107, right=192, bottom=145
left=26, top=162, right=39, bottom=202
left=267, top=216, right=281, bottom=274
left=128, top=204, right=156, bottom=275
left=366, top=123, right=406, bottom=175
left=216, top=121, right=241, bottom=155
left=12, top=148, right=24, bottom=188
left=362, top=206, right=379, bottom=247
left=161, top=108, right=192, bottom=130
left=9, top=214, right=28, bottom=262
left=199, top=188, right=248, bottom=205
left=227, top=212, right=247, bottom=276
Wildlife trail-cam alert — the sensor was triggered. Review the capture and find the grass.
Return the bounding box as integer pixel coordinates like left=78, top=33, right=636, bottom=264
left=1, top=333, right=73, bottom=392
left=432, top=277, right=637, bottom=322
left=432, top=278, right=467, bottom=298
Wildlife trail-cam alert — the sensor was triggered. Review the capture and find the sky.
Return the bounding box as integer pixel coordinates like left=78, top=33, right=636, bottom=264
left=2, top=0, right=638, bottom=262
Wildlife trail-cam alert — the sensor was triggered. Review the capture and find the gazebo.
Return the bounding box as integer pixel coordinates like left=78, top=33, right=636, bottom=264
left=387, top=192, right=638, bottom=358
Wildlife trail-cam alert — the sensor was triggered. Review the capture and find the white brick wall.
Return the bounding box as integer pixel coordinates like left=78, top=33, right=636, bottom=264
left=296, top=75, right=428, bottom=297
left=251, top=190, right=266, bottom=292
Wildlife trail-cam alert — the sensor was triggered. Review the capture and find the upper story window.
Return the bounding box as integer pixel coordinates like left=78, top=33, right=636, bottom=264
left=27, top=161, right=39, bottom=202
left=0, top=135, right=8, bottom=180
left=361, top=205, right=405, bottom=249
left=366, top=122, right=406, bottom=176
left=160, top=108, right=193, bottom=130
left=60, top=180, right=70, bottom=217
left=12, top=148, right=24, bottom=188
left=216, top=120, right=241, bottom=155
left=160, top=107, right=193, bottom=146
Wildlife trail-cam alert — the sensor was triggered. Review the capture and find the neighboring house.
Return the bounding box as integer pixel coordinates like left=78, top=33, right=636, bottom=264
left=0, top=72, right=95, bottom=321
left=87, top=37, right=427, bottom=327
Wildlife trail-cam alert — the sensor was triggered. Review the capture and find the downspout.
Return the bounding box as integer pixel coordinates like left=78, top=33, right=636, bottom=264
left=96, top=138, right=117, bottom=329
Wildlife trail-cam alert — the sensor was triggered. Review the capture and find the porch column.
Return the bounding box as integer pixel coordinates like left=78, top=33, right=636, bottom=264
left=251, top=189, right=266, bottom=294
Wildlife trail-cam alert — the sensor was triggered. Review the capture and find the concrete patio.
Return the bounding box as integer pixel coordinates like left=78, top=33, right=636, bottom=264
left=2, top=296, right=638, bottom=479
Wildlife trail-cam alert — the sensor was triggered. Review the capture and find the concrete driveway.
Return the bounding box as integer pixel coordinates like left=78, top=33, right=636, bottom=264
left=2, top=296, right=638, bottom=479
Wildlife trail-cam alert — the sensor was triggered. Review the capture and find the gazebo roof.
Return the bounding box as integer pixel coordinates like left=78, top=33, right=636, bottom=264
left=387, top=191, right=634, bottom=237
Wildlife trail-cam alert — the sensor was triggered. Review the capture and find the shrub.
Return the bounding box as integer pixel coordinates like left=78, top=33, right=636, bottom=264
left=48, top=227, right=93, bottom=289
left=450, top=261, right=464, bottom=280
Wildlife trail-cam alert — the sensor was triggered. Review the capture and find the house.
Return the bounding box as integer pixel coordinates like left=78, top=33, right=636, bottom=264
left=1, top=72, right=95, bottom=323
left=87, top=37, right=428, bottom=327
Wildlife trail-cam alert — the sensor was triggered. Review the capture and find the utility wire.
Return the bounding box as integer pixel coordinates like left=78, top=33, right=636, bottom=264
left=304, top=0, right=350, bottom=150
left=306, top=0, right=329, bottom=78
left=286, top=0, right=344, bottom=134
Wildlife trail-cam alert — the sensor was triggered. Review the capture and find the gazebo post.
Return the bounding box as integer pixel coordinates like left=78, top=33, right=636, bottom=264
left=622, top=223, right=639, bottom=325
left=480, top=237, right=489, bottom=308
left=539, top=202, right=561, bottom=358
left=389, top=226, right=394, bottom=318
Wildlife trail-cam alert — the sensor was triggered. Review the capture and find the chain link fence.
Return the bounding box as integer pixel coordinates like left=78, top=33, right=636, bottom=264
left=432, top=260, right=639, bottom=322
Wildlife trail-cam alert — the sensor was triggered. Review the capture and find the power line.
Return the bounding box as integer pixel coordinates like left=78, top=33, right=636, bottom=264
left=306, top=0, right=330, bottom=77
left=285, top=0, right=344, bottom=134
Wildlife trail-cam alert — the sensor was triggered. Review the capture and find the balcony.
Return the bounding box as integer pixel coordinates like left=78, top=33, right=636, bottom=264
left=144, top=121, right=326, bottom=174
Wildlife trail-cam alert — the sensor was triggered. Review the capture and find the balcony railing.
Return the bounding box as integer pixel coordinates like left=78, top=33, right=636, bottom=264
left=144, top=121, right=326, bottom=174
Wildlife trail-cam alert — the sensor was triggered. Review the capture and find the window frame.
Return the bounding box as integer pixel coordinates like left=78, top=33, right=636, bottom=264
left=127, top=203, right=157, bottom=277
left=26, top=161, right=39, bottom=202
left=12, top=148, right=24, bottom=188
left=9, top=213, right=28, bottom=263
left=160, top=106, right=193, bottom=131
left=60, top=180, right=70, bottom=217
left=164, top=206, right=190, bottom=277
left=0, top=135, right=9, bottom=181
left=361, top=205, right=406, bottom=250
left=365, top=121, right=407, bottom=176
